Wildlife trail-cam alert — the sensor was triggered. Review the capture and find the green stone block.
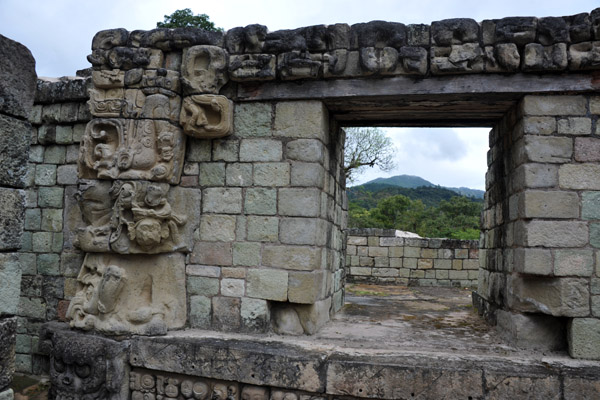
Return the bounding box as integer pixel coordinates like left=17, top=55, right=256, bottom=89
left=43, top=145, right=66, bottom=164
left=20, top=231, right=32, bottom=251
left=34, top=164, right=56, bottom=186
left=55, top=126, right=73, bottom=144
left=52, top=233, right=63, bottom=252
left=37, top=254, right=60, bottom=275
left=245, top=188, right=276, bottom=215
left=38, top=187, right=63, bottom=208
left=188, top=276, right=219, bottom=296
left=199, top=163, right=225, bottom=186
left=591, top=223, right=600, bottom=248
left=583, top=192, right=600, bottom=220
left=17, top=253, right=37, bottom=275
left=233, top=242, right=262, bottom=267
left=31, top=232, right=52, bottom=253
left=24, top=209, right=41, bottom=230
left=190, top=295, right=211, bottom=328
left=234, top=103, right=272, bottom=137
left=41, top=209, right=63, bottom=232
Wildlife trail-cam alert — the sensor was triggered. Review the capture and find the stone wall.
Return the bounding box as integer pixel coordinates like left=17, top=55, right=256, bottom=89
left=476, top=94, right=600, bottom=357
left=0, top=34, right=37, bottom=399
left=14, top=76, right=90, bottom=374
left=346, top=229, right=479, bottom=287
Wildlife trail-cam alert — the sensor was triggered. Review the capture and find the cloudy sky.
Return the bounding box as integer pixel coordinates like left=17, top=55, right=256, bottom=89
left=1, top=0, right=597, bottom=189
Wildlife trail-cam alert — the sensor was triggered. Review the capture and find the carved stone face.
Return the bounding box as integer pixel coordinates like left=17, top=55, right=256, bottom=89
left=212, top=383, right=228, bottom=400
left=181, top=45, right=228, bottom=94
left=134, top=218, right=163, bottom=247
left=50, top=334, right=108, bottom=400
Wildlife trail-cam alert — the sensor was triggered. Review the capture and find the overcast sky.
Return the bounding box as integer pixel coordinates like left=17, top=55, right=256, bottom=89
left=1, top=0, right=597, bottom=190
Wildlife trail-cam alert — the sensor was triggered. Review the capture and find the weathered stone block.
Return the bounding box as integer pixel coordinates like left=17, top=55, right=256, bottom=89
left=186, top=139, right=211, bottom=162
left=213, top=140, right=239, bottom=162
left=280, top=218, right=327, bottom=246
left=522, top=95, right=587, bottom=116
left=290, top=162, right=324, bottom=187
left=512, top=164, right=558, bottom=190
left=564, top=377, right=600, bottom=400
left=239, top=139, right=283, bottom=162
left=0, top=254, right=21, bottom=317
left=202, top=188, right=242, bottom=214
left=519, top=190, right=579, bottom=219
left=37, top=187, right=63, bottom=208
left=568, top=318, right=600, bottom=359
left=524, top=221, right=588, bottom=247
left=247, top=268, right=288, bottom=301
left=190, top=295, right=211, bottom=328
left=523, top=43, right=567, bottom=71
left=558, top=117, right=592, bottom=135
left=254, top=162, right=290, bottom=186
left=199, top=162, right=225, bottom=186
left=262, top=245, right=322, bottom=271
left=485, top=373, right=561, bottom=399
left=496, top=309, right=566, bottom=352
left=0, top=317, right=17, bottom=391
left=232, top=242, right=261, bottom=267
left=278, top=188, right=321, bottom=217
left=225, top=163, right=253, bottom=186
left=583, top=192, right=600, bottom=219
left=0, top=115, right=31, bottom=188
left=191, top=241, right=232, bottom=266
left=559, top=164, right=600, bottom=190
left=274, top=101, right=328, bottom=141
left=520, top=136, right=572, bottom=164
left=0, top=189, right=25, bottom=251
left=188, top=276, right=219, bottom=297
left=212, top=297, right=241, bottom=330
left=241, top=297, right=269, bottom=331
left=555, top=250, right=594, bottom=277
left=247, top=216, right=279, bottom=242
left=575, top=137, right=600, bottom=162
left=431, top=18, right=479, bottom=46
left=288, top=271, right=324, bottom=304
left=186, top=265, right=221, bottom=278
left=37, top=254, right=60, bottom=276
left=569, top=41, right=600, bottom=70
left=221, top=278, right=245, bottom=297
left=286, top=139, right=325, bottom=162
left=234, top=103, right=272, bottom=137
left=510, top=276, right=590, bottom=317
left=200, top=214, right=236, bottom=242
left=0, top=34, right=36, bottom=119
left=56, top=165, right=78, bottom=185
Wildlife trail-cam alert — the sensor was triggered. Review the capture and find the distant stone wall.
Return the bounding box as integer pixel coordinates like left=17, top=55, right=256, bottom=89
left=346, top=229, right=479, bottom=287
left=16, top=76, right=90, bottom=374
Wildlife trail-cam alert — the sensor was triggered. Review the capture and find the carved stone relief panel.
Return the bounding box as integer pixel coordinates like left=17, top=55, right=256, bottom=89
left=181, top=45, right=229, bottom=94
left=66, top=252, right=186, bottom=335
left=47, top=328, right=129, bottom=400
left=75, top=179, right=199, bottom=254
left=229, top=54, right=276, bottom=81
left=130, top=370, right=239, bottom=400
left=78, top=118, right=186, bottom=184
left=179, top=95, right=233, bottom=138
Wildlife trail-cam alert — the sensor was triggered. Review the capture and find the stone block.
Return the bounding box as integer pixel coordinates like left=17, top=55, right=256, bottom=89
left=186, top=265, right=221, bottom=278
left=240, top=139, right=282, bottom=162
left=559, top=164, right=600, bottom=190
left=520, top=136, right=572, bottom=164
left=389, top=247, right=404, bottom=257
left=217, top=278, right=246, bottom=300
left=524, top=221, right=588, bottom=247
left=253, top=162, right=290, bottom=187
left=262, top=245, right=322, bottom=271
left=187, top=276, right=219, bottom=297
left=278, top=188, right=321, bottom=217
left=200, top=214, right=236, bottom=242
left=519, top=190, right=579, bottom=219
left=509, top=276, right=590, bottom=317
left=241, top=297, right=270, bottom=331
left=523, top=43, right=567, bottom=71
left=280, top=217, right=327, bottom=246
left=0, top=317, right=16, bottom=391
left=34, top=164, right=57, bottom=186
left=347, top=236, right=367, bottom=246
left=199, top=162, right=225, bottom=186
left=247, top=216, right=279, bottom=241
left=37, top=254, right=60, bottom=276
left=575, top=137, right=600, bottom=162
left=0, top=115, right=31, bottom=188
left=186, top=139, right=212, bottom=162
left=18, top=297, right=45, bottom=320
left=564, top=377, right=600, bottom=400
left=290, top=162, right=325, bottom=187
left=522, top=116, right=556, bottom=135
left=522, top=95, right=587, bottom=116
left=368, top=246, right=388, bottom=257
left=202, top=188, right=242, bottom=214
left=350, top=267, right=372, bottom=276
left=0, top=34, right=36, bottom=118
left=56, top=164, right=78, bottom=185
left=274, top=101, right=328, bottom=141
left=288, top=271, right=324, bottom=304
left=285, top=139, right=325, bottom=162
left=558, top=117, right=592, bottom=135
left=434, top=259, right=452, bottom=270
left=294, top=298, right=331, bottom=334
left=190, top=295, right=211, bottom=328
left=0, top=189, right=25, bottom=251
left=41, top=209, right=63, bottom=232
left=37, top=187, right=63, bottom=208
left=233, top=102, right=272, bottom=138
left=583, top=192, right=600, bottom=219
left=555, top=250, right=594, bottom=277
left=232, top=242, right=261, bottom=266
left=512, top=164, right=558, bottom=190
left=225, top=163, right=253, bottom=186
left=31, top=232, right=52, bottom=253
left=190, top=241, right=232, bottom=266
left=568, top=318, right=600, bottom=359
left=244, top=187, right=276, bottom=215
left=496, top=310, right=566, bottom=352
left=246, top=268, right=288, bottom=301
left=0, top=255, right=22, bottom=316
left=213, top=139, right=239, bottom=162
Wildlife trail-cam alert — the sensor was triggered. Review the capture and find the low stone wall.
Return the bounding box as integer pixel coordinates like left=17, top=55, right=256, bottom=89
left=346, top=228, right=479, bottom=287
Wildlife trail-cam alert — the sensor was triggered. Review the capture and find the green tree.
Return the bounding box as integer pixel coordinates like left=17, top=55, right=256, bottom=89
left=343, top=127, right=395, bottom=183
left=157, top=9, right=224, bottom=32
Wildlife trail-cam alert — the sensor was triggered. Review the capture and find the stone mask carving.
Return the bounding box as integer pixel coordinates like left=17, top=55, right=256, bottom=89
left=181, top=45, right=229, bottom=94
left=179, top=95, right=233, bottom=138
left=49, top=329, right=128, bottom=400
left=79, top=118, right=185, bottom=184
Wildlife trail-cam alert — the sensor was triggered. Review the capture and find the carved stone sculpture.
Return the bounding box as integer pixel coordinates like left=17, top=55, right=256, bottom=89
left=181, top=45, right=229, bottom=94
left=75, top=180, right=199, bottom=254
left=229, top=54, right=276, bottom=81
left=179, top=95, right=233, bottom=138
left=48, top=328, right=129, bottom=400
left=241, top=385, right=269, bottom=400
left=130, top=370, right=239, bottom=400
left=66, top=252, right=186, bottom=335
left=79, top=118, right=186, bottom=184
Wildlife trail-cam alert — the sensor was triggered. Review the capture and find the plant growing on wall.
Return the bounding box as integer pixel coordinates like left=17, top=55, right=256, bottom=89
left=343, top=127, right=395, bottom=183
left=156, top=9, right=224, bottom=32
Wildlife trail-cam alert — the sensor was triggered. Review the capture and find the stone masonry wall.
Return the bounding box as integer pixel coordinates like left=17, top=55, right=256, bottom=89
left=346, top=229, right=479, bottom=287
left=476, top=94, right=600, bottom=358
left=15, top=76, right=90, bottom=375
left=0, top=34, right=37, bottom=399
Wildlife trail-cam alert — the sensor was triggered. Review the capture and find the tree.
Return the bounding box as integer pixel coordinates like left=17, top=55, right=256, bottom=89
left=343, top=127, right=395, bottom=183
left=157, top=9, right=224, bottom=32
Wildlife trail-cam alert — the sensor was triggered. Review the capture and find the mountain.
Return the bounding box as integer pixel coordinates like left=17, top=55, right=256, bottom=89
left=359, top=175, right=484, bottom=199
left=347, top=184, right=472, bottom=209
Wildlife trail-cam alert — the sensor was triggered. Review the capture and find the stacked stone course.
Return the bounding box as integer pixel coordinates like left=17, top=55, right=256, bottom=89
left=346, top=228, right=479, bottom=287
